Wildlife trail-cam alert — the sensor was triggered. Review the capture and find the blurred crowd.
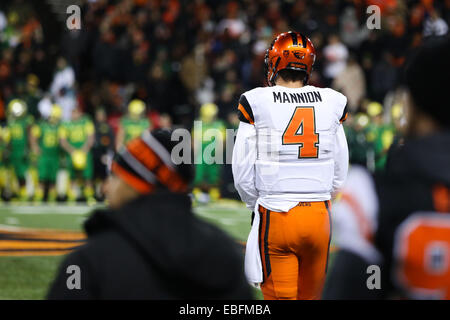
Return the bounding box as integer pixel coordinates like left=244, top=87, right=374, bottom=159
left=0, top=0, right=448, bottom=202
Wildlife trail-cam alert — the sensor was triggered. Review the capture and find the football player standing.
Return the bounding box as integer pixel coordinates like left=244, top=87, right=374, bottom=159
left=232, top=31, right=349, bottom=300
left=323, top=37, right=450, bottom=299
left=30, top=104, right=63, bottom=202
left=59, top=105, right=96, bottom=203
left=115, top=99, right=151, bottom=152
left=4, top=99, right=34, bottom=200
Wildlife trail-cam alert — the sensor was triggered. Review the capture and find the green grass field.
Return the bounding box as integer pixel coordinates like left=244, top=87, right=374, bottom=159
left=0, top=201, right=257, bottom=299
left=0, top=201, right=335, bottom=300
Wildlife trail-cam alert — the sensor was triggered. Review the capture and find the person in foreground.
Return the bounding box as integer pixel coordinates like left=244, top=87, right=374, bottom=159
left=323, top=36, right=450, bottom=299
left=232, top=31, right=349, bottom=300
left=47, top=129, right=252, bottom=299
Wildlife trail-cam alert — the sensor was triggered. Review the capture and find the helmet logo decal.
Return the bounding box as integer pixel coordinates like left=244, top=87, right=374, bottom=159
left=286, top=62, right=307, bottom=71
left=293, top=51, right=306, bottom=59
left=283, top=50, right=289, bottom=58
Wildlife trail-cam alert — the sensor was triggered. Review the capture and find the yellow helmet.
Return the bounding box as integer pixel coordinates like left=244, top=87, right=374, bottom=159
left=128, top=99, right=146, bottom=117
left=8, top=99, right=27, bottom=118
left=200, top=103, right=218, bottom=122
left=72, top=150, right=87, bottom=170
left=50, top=104, right=62, bottom=121
left=367, top=102, right=383, bottom=118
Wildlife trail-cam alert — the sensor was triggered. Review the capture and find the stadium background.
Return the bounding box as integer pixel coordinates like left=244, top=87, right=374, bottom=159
left=0, top=0, right=449, bottom=299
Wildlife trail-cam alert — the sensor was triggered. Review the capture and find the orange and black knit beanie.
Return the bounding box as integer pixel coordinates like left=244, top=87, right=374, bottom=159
left=111, top=129, right=193, bottom=194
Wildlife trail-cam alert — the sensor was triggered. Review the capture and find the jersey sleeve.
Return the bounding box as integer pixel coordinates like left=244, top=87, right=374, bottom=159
left=329, top=89, right=348, bottom=123
left=332, top=165, right=381, bottom=263
left=237, top=94, right=255, bottom=125
left=232, top=121, right=258, bottom=210
left=340, top=105, right=348, bottom=123
left=31, top=124, right=41, bottom=138
left=3, top=127, right=10, bottom=143
left=85, top=121, right=95, bottom=136
left=58, top=124, right=68, bottom=140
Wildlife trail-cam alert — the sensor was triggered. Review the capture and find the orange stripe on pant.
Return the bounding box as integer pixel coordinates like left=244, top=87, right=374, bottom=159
left=258, top=201, right=331, bottom=300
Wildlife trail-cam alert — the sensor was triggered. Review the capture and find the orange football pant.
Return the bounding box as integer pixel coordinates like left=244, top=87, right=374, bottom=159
left=258, top=201, right=331, bottom=300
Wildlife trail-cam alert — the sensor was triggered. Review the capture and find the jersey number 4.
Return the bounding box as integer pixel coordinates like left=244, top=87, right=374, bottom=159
left=282, top=106, right=319, bottom=158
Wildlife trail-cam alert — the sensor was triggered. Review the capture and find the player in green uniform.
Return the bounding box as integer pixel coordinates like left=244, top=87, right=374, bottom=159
left=115, top=99, right=151, bottom=151
left=4, top=99, right=33, bottom=200
left=344, top=112, right=373, bottom=167
left=192, top=103, right=226, bottom=203
left=30, top=104, right=62, bottom=202
left=59, top=106, right=95, bottom=203
left=365, top=102, right=395, bottom=172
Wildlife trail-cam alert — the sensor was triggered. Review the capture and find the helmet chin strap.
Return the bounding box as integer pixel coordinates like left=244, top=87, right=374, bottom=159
left=303, top=74, right=309, bottom=85
left=268, top=57, right=281, bottom=86
left=269, top=72, right=278, bottom=86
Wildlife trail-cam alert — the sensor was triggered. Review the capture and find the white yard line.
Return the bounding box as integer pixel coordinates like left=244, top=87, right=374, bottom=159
left=4, top=217, right=20, bottom=225
left=0, top=224, right=26, bottom=231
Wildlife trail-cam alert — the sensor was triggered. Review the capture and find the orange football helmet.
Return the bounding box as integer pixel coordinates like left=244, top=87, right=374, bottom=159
left=264, top=31, right=316, bottom=86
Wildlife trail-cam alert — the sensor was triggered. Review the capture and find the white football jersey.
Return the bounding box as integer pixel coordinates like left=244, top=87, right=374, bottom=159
left=233, top=84, right=348, bottom=212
